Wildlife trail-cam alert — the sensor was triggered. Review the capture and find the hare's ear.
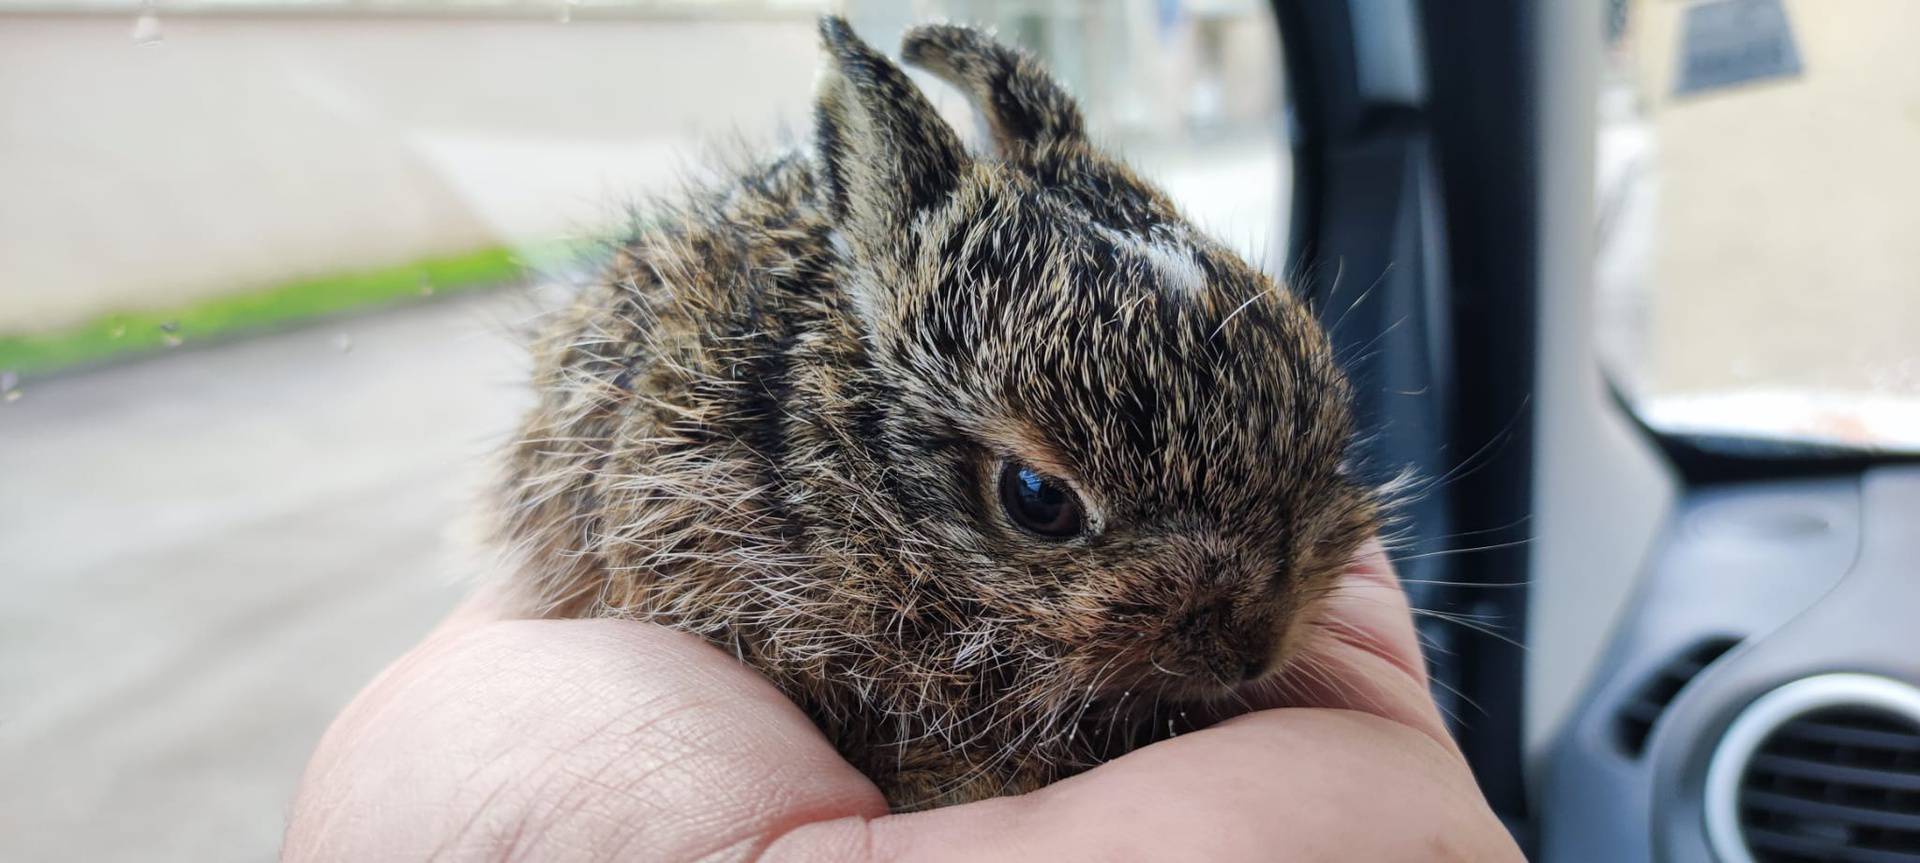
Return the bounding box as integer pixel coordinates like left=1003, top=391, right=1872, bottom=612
left=815, top=17, right=966, bottom=248
left=901, top=23, right=1087, bottom=161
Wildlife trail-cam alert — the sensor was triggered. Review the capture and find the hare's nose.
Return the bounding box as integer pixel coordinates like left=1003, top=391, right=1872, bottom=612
left=1202, top=642, right=1274, bottom=683
left=1177, top=601, right=1275, bottom=683
left=1208, top=652, right=1271, bottom=684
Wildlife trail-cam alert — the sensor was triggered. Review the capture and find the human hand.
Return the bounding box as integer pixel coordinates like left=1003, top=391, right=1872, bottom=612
left=283, top=542, right=1522, bottom=861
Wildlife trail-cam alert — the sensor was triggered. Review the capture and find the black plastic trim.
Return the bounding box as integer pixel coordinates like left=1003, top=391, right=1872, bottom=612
left=1272, top=0, right=1539, bottom=831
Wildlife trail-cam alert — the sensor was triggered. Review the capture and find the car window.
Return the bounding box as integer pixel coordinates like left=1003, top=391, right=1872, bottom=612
left=0, top=4, right=1290, bottom=860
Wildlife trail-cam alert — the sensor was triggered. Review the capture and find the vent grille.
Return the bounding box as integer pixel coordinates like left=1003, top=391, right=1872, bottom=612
left=1706, top=675, right=1920, bottom=863
left=1740, top=706, right=1920, bottom=862
left=1616, top=637, right=1741, bottom=756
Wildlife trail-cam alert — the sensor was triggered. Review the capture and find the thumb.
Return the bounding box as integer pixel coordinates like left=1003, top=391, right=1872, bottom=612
left=1242, top=539, right=1458, bottom=752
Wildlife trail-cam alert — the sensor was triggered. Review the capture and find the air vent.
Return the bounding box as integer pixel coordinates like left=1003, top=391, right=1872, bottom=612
left=1616, top=636, right=1741, bottom=757
left=1706, top=674, right=1920, bottom=863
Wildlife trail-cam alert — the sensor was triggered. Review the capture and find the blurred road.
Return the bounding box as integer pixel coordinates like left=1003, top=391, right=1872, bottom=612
left=0, top=291, right=532, bottom=862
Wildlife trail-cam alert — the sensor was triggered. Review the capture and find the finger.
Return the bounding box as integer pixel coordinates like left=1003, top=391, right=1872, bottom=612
left=1314, top=537, right=1429, bottom=684
left=768, top=708, right=1520, bottom=862
left=1223, top=539, right=1453, bottom=749
left=767, top=544, right=1503, bottom=861
left=284, top=619, right=886, bottom=862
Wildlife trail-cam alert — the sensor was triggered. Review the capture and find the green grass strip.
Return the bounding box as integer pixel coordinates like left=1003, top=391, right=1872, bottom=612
left=0, top=246, right=526, bottom=377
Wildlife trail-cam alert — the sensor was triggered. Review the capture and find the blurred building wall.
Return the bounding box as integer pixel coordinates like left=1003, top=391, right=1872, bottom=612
left=0, top=12, right=819, bottom=334
left=0, top=3, right=1280, bottom=337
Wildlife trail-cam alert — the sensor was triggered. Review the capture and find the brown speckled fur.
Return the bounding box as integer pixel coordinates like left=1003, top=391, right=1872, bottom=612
left=494, top=17, right=1378, bottom=811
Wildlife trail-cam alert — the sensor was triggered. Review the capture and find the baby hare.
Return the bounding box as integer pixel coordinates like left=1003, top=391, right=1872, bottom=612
left=496, top=17, right=1378, bottom=810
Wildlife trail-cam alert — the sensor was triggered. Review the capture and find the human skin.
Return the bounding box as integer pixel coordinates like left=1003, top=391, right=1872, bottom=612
left=283, top=542, right=1523, bottom=861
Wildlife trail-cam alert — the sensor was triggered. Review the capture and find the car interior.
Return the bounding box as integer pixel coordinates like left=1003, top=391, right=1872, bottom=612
left=3, top=0, right=1916, bottom=859
left=1274, top=1, right=1920, bottom=860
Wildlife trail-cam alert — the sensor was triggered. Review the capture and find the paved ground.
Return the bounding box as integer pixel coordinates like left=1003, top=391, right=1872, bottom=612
left=0, top=291, right=535, bottom=862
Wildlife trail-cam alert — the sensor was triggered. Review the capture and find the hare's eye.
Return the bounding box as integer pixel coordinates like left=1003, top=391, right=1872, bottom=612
left=997, top=460, right=1083, bottom=539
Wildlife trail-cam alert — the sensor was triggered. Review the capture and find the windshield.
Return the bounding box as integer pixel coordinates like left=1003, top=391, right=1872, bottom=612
left=1594, top=0, right=1920, bottom=453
